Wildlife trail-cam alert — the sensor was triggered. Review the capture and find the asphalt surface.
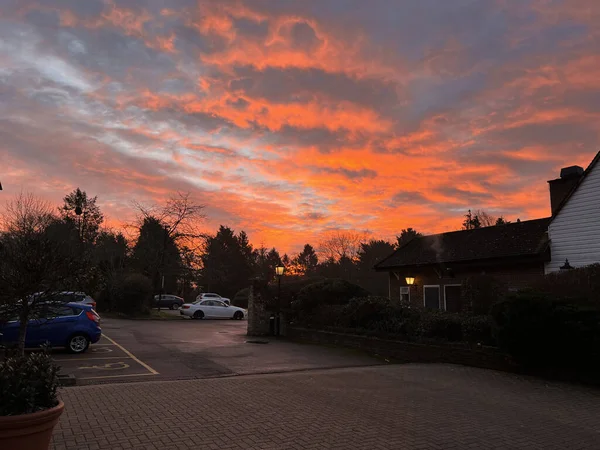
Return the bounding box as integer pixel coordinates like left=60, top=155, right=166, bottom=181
left=57, top=312, right=380, bottom=384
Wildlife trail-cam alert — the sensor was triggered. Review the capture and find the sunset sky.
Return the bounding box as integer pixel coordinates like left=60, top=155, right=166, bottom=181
left=1, top=0, right=599, bottom=254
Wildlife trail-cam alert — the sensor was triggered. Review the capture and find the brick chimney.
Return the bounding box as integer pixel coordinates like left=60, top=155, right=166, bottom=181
left=548, top=165, right=584, bottom=215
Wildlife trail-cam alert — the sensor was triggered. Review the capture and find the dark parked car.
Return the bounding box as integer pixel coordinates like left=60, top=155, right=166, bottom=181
left=153, top=294, right=185, bottom=310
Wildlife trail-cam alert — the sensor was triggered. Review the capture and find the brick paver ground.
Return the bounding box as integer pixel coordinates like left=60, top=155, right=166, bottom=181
left=51, top=364, right=600, bottom=450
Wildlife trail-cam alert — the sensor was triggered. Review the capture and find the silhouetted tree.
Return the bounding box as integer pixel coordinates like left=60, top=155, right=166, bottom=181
left=462, top=210, right=482, bottom=230
left=0, top=193, right=86, bottom=354
left=355, top=239, right=395, bottom=296
left=199, top=226, right=255, bottom=297
left=132, top=217, right=181, bottom=294
left=473, top=209, right=497, bottom=227
left=495, top=216, right=510, bottom=226
left=60, top=188, right=104, bottom=243
left=318, top=230, right=365, bottom=261
left=254, top=246, right=282, bottom=281
left=396, top=228, right=423, bottom=248
left=292, top=244, right=319, bottom=276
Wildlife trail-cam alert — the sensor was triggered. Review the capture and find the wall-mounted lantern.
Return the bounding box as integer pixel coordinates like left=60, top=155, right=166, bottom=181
left=405, top=277, right=415, bottom=286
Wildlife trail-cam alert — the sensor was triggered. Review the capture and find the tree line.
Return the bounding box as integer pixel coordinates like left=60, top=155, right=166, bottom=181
left=1, top=187, right=513, bottom=310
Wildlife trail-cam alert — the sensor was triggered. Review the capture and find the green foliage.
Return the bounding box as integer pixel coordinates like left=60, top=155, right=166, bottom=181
left=294, top=279, right=369, bottom=314
left=418, top=311, right=464, bottom=342
left=295, top=295, right=494, bottom=345
left=199, top=226, right=256, bottom=298
left=132, top=217, right=181, bottom=294
left=233, top=287, right=250, bottom=308
left=461, top=315, right=494, bottom=345
left=396, top=228, right=423, bottom=249
left=461, top=275, right=506, bottom=315
left=491, top=291, right=600, bottom=370
left=0, top=350, right=60, bottom=416
left=113, top=273, right=153, bottom=315
left=60, top=188, right=104, bottom=244
left=535, top=264, right=600, bottom=307
left=292, top=244, right=319, bottom=276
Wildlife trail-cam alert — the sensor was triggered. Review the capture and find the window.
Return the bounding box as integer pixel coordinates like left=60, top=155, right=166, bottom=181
left=423, top=286, right=441, bottom=309
left=202, top=300, right=215, bottom=306
left=400, top=287, right=410, bottom=303
left=214, top=301, right=226, bottom=307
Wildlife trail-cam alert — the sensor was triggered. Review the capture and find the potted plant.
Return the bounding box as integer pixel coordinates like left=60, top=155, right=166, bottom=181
left=0, top=349, right=63, bottom=449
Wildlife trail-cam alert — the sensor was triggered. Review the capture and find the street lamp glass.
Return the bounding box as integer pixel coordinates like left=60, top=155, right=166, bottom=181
left=276, top=266, right=285, bottom=276
left=405, top=277, right=415, bottom=286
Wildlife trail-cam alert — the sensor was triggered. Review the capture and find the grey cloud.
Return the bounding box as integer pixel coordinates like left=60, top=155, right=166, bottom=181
left=312, top=166, right=378, bottom=180
left=388, top=191, right=427, bottom=206
left=230, top=66, right=399, bottom=109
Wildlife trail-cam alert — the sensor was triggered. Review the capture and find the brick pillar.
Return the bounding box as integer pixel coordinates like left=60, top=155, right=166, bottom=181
left=247, top=278, right=270, bottom=336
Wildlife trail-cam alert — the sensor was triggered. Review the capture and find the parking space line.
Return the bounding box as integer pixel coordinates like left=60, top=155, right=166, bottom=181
left=54, top=356, right=130, bottom=362
left=79, top=372, right=157, bottom=380
left=102, top=334, right=159, bottom=375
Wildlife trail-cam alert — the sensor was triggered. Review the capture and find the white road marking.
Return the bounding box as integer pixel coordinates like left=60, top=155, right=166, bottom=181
left=79, top=372, right=156, bottom=380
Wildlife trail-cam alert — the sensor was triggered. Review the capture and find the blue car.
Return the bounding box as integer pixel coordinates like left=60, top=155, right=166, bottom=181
left=0, top=302, right=101, bottom=354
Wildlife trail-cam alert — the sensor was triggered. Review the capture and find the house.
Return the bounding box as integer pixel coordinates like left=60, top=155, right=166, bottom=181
left=545, top=152, right=600, bottom=273
left=375, top=151, right=600, bottom=311
left=374, top=218, right=550, bottom=311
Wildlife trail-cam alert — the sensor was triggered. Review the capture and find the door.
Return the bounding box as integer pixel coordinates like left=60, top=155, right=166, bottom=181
left=200, top=300, right=216, bottom=318
left=212, top=301, right=229, bottom=318
left=32, top=305, right=79, bottom=347
left=424, top=286, right=441, bottom=309
left=445, top=285, right=462, bottom=313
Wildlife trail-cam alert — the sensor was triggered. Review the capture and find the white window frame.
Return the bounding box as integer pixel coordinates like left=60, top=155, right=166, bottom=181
left=423, top=285, right=441, bottom=309
left=400, top=286, right=410, bottom=303
left=443, top=284, right=462, bottom=311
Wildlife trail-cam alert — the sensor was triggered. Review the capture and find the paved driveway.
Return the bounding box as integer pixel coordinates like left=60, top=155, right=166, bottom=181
left=51, top=364, right=600, bottom=450
left=61, top=317, right=380, bottom=384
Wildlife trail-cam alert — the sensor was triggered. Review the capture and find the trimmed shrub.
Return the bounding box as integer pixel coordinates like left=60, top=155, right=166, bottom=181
left=0, top=349, right=60, bottom=416
left=418, top=311, right=463, bottom=342
left=535, top=264, right=600, bottom=307
left=491, top=291, right=600, bottom=370
left=461, top=315, right=494, bottom=345
left=294, top=279, right=369, bottom=315
left=461, top=275, right=507, bottom=315
left=233, top=287, right=250, bottom=308
left=114, top=273, right=153, bottom=315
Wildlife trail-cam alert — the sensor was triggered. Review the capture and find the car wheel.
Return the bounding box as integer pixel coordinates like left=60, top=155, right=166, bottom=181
left=170, top=303, right=179, bottom=310
left=193, top=310, right=204, bottom=320
left=67, top=334, right=90, bottom=354
left=233, top=311, right=243, bottom=320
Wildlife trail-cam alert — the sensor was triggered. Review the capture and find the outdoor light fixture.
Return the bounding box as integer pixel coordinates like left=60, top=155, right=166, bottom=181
left=276, top=266, right=285, bottom=276
left=405, top=277, right=415, bottom=286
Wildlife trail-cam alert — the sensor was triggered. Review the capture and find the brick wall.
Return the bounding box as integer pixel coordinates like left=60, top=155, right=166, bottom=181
left=388, top=261, right=545, bottom=309
left=287, top=327, right=515, bottom=372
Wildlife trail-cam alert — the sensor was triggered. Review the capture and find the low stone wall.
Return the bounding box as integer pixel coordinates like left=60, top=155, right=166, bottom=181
left=287, top=327, right=516, bottom=372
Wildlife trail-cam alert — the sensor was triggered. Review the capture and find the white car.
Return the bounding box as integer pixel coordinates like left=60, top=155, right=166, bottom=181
left=180, top=299, right=246, bottom=320
left=195, top=293, right=231, bottom=305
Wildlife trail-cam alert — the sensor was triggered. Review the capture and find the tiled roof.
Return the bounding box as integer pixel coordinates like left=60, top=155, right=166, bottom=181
left=375, top=218, right=551, bottom=270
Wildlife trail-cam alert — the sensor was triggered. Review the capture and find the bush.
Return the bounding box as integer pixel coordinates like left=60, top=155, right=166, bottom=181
left=0, top=349, right=60, bottom=416
left=233, top=287, right=250, bottom=308
left=294, top=279, right=369, bottom=315
left=461, top=275, right=507, bottom=315
left=418, top=311, right=463, bottom=342
left=461, top=315, right=494, bottom=345
left=114, top=273, right=153, bottom=315
left=535, top=264, right=600, bottom=307
left=491, top=291, right=600, bottom=370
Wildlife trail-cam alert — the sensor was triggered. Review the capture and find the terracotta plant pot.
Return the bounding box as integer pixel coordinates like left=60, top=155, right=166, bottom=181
left=0, top=401, right=64, bottom=450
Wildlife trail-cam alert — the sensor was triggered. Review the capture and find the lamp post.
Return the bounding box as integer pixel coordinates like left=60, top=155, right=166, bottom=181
left=275, top=265, right=285, bottom=336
